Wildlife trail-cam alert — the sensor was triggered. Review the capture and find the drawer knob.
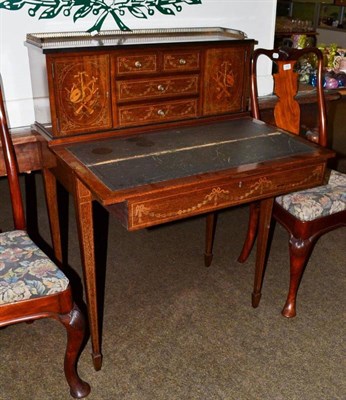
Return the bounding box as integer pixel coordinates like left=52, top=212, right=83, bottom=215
left=157, top=109, right=166, bottom=117
left=157, top=84, right=166, bottom=92
left=179, top=58, right=187, bottom=65
left=134, top=61, right=142, bottom=68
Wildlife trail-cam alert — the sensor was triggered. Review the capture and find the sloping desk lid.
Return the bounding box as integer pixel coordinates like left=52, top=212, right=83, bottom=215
left=65, top=119, right=318, bottom=192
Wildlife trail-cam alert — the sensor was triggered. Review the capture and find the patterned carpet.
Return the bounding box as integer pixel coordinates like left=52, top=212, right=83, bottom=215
left=0, top=173, right=345, bottom=400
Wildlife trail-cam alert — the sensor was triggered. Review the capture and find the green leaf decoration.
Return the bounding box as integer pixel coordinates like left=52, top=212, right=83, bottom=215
left=128, top=6, right=147, bottom=19
left=39, top=5, right=63, bottom=19
left=156, top=5, right=175, bottom=15
left=0, top=0, right=25, bottom=10
left=183, top=0, right=202, bottom=4
left=0, top=0, right=203, bottom=32
left=73, top=5, right=92, bottom=21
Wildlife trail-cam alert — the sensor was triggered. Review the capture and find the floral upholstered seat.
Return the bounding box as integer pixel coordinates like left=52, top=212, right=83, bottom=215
left=275, top=169, right=346, bottom=222
left=0, top=230, right=69, bottom=304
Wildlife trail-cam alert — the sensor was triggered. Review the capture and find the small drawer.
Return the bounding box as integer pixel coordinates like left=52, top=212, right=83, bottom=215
left=163, top=51, right=200, bottom=72
left=116, top=75, right=199, bottom=102
left=121, top=164, right=326, bottom=230
left=116, top=54, right=158, bottom=75
left=118, top=99, right=198, bottom=127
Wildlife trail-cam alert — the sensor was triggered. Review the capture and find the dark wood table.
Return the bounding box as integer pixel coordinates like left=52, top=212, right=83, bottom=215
left=42, top=116, right=334, bottom=370
left=0, top=127, right=51, bottom=176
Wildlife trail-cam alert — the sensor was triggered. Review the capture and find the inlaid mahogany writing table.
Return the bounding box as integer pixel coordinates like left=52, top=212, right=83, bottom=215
left=24, top=28, right=334, bottom=370
left=42, top=117, right=333, bottom=370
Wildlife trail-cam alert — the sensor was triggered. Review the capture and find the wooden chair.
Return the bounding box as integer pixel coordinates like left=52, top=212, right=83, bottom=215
left=205, top=47, right=346, bottom=317
left=0, top=78, right=90, bottom=397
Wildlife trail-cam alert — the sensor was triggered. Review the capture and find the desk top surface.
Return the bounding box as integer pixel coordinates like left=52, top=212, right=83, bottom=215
left=65, top=118, right=318, bottom=192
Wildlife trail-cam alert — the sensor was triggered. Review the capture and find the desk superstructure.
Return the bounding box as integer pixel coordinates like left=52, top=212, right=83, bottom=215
left=26, top=27, right=255, bottom=140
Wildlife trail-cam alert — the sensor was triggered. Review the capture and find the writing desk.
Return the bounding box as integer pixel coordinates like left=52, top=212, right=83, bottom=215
left=24, top=27, right=334, bottom=370
left=44, top=116, right=334, bottom=370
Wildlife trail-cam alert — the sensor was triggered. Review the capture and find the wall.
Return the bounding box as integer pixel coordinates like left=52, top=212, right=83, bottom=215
left=0, top=0, right=277, bottom=129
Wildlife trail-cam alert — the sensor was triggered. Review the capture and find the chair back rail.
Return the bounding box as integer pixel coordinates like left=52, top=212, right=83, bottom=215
left=250, top=47, right=328, bottom=147
left=0, top=82, right=25, bottom=230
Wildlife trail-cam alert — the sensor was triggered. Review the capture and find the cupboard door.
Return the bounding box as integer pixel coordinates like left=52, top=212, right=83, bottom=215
left=203, top=47, right=249, bottom=116
left=49, top=54, right=112, bottom=136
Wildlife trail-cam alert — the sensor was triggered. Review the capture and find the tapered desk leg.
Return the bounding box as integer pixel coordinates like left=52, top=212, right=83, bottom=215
left=252, top=197, right=274, bottom=308
left=73, top=177, right=102, bottom=371
left=42, top=168, right=63, bottom=263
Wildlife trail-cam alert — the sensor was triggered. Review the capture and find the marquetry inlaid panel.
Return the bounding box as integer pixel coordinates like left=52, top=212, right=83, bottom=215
left=49, top=54, right=112, bottom=136
left=203, top=47, right=249, bottom=115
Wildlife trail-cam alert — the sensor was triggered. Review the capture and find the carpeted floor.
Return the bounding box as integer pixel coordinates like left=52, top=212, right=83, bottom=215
left=0, top=171, right=345, bottom=400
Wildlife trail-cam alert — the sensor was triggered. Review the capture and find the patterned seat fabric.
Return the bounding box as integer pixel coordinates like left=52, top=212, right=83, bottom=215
left=0, top=230, right=69, bottom=304
left=276, top=169, right=346, bottom=222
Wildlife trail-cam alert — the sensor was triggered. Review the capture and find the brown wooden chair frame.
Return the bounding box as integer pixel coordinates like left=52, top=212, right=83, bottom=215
left=205, top=47, right=346, bottom=318
left=0, top=78, right=90, bottom=398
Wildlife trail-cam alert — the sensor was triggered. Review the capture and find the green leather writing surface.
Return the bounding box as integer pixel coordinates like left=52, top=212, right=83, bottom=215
left=67, top=118, right=315, bottom=191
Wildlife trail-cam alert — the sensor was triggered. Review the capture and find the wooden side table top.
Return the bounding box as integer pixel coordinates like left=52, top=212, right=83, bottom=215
left=0, top=127, right=57, bottom=177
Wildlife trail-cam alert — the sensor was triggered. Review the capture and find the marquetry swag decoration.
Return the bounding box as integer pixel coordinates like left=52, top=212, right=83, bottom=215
left=131, top=166, right=324, bottom=227
left=0, top=0, right=202, bottom=32
left=134, top=187, right=232, bottom=223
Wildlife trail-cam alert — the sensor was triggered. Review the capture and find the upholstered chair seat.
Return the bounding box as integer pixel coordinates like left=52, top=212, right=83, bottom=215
left=275, top=169, right=346, bottom=221
left=0, top=230, right=69, bottom=304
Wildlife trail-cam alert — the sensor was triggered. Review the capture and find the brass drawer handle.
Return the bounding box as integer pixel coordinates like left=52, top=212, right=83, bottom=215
left=157, top=109, right=166, bottom=117
left=134, top=61, right=142, bottom=68
left=179, top=58, right=187, bottom=65
left=157, top=84, right=166, bottom=92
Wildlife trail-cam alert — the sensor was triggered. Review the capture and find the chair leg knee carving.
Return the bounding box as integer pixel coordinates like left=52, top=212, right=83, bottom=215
left=282, top=236, right=315, bottom=318
left=61, top=304, right=91, bottom=398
